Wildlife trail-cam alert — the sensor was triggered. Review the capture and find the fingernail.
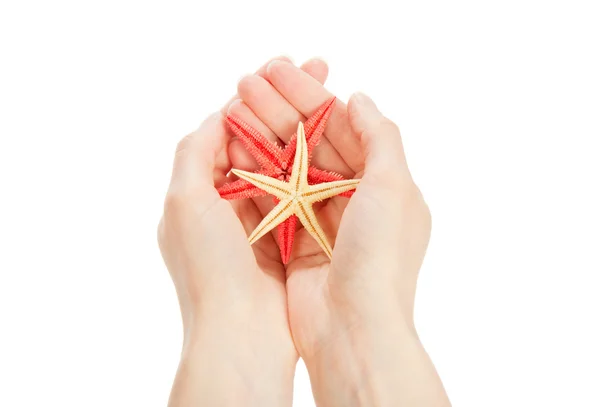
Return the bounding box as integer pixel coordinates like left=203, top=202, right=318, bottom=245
left=227, top=98, right=242, bottom=114
left=267, top=59, right=284, bottom=74
left=275, top=54, right=294, bottom=64
left=310, top=56, right=327, bottom=65
left=352, top=92, right=374, bottom=107
left=237, top=74, right=252, bottom=84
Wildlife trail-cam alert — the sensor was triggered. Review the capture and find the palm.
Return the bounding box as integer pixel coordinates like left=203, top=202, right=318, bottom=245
left=285, top=178, right=379, bottom=355
left=218, top=197, right=297, bottom=353
left=227, top=144, right=357, bottom=357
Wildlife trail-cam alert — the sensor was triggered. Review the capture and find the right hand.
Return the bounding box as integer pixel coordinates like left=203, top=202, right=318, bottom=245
left=234, top=61, right=449, bottom=406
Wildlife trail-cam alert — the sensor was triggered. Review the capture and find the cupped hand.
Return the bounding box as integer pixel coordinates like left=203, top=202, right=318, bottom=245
left=234, top=61, right=448, bottom=406
left=157, top=57, right=330, bottom=407
left=229, top=60, right=430, bottom=348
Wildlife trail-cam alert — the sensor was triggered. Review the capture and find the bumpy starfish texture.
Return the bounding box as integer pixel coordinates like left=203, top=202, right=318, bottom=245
left=219, top=97, right=351, bottom=198
left=232, top=122, right=360, bottom=259
left=218, top=97, right=354, bottom=263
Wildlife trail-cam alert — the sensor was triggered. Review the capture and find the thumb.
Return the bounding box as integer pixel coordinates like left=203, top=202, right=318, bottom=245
left=347, top=92, right=411, bottom=183
left=168, top=112, right=228, bottom=201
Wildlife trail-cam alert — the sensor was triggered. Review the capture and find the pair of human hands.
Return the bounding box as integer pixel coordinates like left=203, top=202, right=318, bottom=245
left=158, top=56, right=448, bottom=406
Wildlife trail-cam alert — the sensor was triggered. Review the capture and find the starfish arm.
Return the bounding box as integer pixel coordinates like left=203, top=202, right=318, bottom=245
left=281, top=97, right=336, bottom=164
left=304, top=96, right=336, bottom=157
left=307, top=167, right=355, bottom=198
left=248, top=199, right=295, bottom=244
left=231, top=169, right=291, bottom=201
left=307, top=166, right=344, bottom=183
left=288, top=122, right=309, bottom=192
left=217, top=179, right=267, bottom=200
left=226, top=115, right=283, bottom=173
left=338, top=189, right=355, bottom=198
left=277, top=215, right=297, bottom=264
left=295, top=201, right=333, bottom=259
left=304, top=179, right=361, bottom=204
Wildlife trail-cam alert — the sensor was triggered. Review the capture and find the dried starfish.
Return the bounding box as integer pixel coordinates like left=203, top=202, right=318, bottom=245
left=219, top=97, right=354, bottom=263
left=232, top=122, right=360, bottom=259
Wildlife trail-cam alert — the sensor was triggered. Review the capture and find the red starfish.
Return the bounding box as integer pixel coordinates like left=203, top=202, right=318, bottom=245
left=219, top=97, right=355, bottom=264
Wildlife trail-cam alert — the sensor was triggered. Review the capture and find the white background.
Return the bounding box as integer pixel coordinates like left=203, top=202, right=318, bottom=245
left=1, top=0, right=599, bottom=406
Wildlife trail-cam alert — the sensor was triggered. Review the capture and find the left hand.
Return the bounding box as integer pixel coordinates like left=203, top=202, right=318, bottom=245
left=158, top=57, right=329, bottom=407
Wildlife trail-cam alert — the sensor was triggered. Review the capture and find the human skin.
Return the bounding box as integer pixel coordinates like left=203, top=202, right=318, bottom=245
left=157, top=56, right=329, bottom=407
left=158, top=56, right=451, bottom=406
left=231, top=61, right=451, bottom=406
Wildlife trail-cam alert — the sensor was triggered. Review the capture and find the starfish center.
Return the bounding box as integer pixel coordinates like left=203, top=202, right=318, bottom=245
left=277, top=162, right=291, bottom=181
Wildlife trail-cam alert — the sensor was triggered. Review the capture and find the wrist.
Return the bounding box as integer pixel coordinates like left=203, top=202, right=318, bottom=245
left=183, top=337, right=296, bottom=403
left=170, top=306, right=297, bottom=407
left=304, top=317, right=420, bottom=407
left=185, top=308, right=298, bottom=374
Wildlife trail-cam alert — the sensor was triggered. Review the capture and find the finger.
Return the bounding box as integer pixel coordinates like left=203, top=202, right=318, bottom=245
left=225, top=99, right=281, bottom=207
left=228, top=99, right=282, bottom=150
left=225, top=100, right=281, bottom=230
left=213, top=57, right=292, bottom=179
left=316, top=94, right=416, bottom=272
left=347, top=92, right=411, bottom=182
left=235, top=57, right=329, bottom=140
left=237, top=74, right=304, bottom=138
left=266, top=59, right=333, bottom=114
left=225, top=58, right=330, bottom=171
left=223, top=58, right=333, bottom=263
left=266, top=60, right=363, bottom=173
left=211, top=57, right=294, bottom=182
left=225, top=101, right=286, bottom=250
left=228, top=135, right=281, bottom=246
left=237, top=76, right=353, bottom=178
left=298, top=57, right=329, bottom=85
left=168, top=113, right=228, bottom=205
left=228, top=136, right=262, bottom=172
left=220, top=55, right=293, bottom=115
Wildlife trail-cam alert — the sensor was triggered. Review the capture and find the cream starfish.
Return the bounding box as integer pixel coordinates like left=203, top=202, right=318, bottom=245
left=232, top=122, right=360, bottom=259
